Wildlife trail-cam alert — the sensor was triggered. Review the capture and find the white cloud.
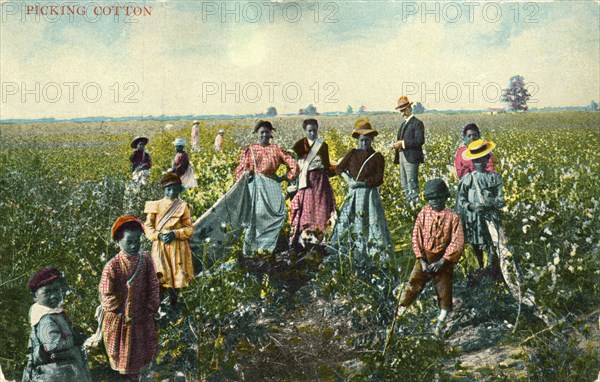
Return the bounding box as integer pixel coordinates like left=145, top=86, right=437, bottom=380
left=1, top=1, right=598, bottom=119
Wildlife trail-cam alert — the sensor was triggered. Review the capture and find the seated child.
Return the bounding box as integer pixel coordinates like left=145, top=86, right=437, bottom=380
left=398, top=178, right=465, bottom=335
left=456, top=139, right=504, bottom=275
left=23, top=267, right=91, bottom=382
left=144, top=173, right=194, bottom=306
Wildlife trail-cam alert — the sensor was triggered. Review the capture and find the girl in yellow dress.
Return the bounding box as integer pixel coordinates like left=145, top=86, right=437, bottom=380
left=144, top=172, right=194, bottom=306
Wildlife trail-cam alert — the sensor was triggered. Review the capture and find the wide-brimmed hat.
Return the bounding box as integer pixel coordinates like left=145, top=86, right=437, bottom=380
left=111, top=215, right=144, bottom=241
left=173, top=138, right=187, bottom=147
left=395, top=96, right=414, bottom=111
left=28, top=267, right=63, bottom=293
left=161, top=172, right=181, bottom=188
left=424, top=178, right=450, bottom=200
left=254, top=120, right=274, bottom=133
left=462, top=139, right=496, bottom=160
left=218, top=129, right=225, bottom=134
left=131, top=136, right=149, bottom=148
left=192, top=120, right=199, bottom=125
left=351, top=117, right=379, bottom=138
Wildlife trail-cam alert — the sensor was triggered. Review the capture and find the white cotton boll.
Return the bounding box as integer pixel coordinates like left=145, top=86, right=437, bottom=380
left=544, top=227, right=553, bottom=236
left=570, top=244, right=578, bottom=257
left=553, top=257, right=560, bottom=265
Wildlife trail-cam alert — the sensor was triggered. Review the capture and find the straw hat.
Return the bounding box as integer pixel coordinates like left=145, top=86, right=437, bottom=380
left=462, top=139, right=496, bottom=160
left=111, top=215, right=144, bottom=241
left=192, top=120, right=199, bottom=125
left=395, top=96, right=414, bottom=111
left=351, top=117, right=379, bottom=138
left=131, top=136, right=149, bottom=148
left=173, top=138, right=187, bottom=147
left=218, top=129, right=225, bottom=134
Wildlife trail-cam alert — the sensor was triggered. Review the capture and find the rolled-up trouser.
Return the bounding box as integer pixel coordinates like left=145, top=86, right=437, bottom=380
left=399, top=259, right=454, bottom=310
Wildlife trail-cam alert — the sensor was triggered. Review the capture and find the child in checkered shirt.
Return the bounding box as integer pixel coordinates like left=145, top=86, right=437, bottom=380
left=397, top=178, right=464, bottom=335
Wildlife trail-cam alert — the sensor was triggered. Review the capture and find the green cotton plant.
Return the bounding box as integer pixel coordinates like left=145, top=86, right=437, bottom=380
left=1, top=112, right=600, bottom=380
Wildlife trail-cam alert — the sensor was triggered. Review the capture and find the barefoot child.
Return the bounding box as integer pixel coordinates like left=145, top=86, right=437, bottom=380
left=144, top=173, right=194, bottom=306
left=397, top=178, right=464, bottom=335
left=100, top=216, right=160, bottom=381
left=23, top=267, right=91, bottom=382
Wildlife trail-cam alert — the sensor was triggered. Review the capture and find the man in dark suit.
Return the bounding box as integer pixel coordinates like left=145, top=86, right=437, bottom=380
left=392, top=96, right=425, bottom=203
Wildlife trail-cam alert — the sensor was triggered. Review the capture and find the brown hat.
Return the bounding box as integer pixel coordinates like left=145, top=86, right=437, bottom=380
left=131, top=136, right=149, bottom=148
left=462, top=139, right=496, bottom=160
left=351, top=117, right=378, bottom=138
left=160, top=172, right=181, bottom=188
left=111, top=215, right=144, bottom=241
left=28, top=267, right=63, bottom=293
left=395, top=96, right=414, bottom=111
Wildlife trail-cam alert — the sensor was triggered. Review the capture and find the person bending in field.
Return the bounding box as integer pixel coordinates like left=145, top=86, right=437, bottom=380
left=100, top=216, right=160, bottom=381
left=23, top=267, right=91, bottom=382
left=397, top=178, right=464, bottom=336
left=456, top=139, right=504, bottom=275
left=144, top=173, right=194, bottom=307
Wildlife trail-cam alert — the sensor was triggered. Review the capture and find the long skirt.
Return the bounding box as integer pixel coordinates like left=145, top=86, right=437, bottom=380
left=329, top=187, right=394, bottom=259
left=191, top=173, right=286, bottom=256
left=245, top=174, right=286, bottom=254
left=289, top=169, right=336, bottom=245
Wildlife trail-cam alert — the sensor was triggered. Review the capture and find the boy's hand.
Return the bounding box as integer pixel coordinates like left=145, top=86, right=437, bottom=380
left=427, top=258, right=446, bottom=273
left=160, top=232, right=176, bottom=243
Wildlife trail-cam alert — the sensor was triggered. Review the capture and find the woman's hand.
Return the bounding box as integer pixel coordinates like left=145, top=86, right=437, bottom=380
left=468, top=203, right=486, bottom=213
left=350, top=180, right=366, bottom=189
left=274, top=175, right=287, bottom=183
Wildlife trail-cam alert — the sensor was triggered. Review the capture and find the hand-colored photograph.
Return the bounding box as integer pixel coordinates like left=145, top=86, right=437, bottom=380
left=1, top=1, right=599, bottom=381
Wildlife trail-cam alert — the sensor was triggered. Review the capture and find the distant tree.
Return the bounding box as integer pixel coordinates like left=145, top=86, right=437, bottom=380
left=266, top=106, right=277, bottom=116
left=589, top=100, right=599, bottom=111
left=501, top=75, right=531, bottom=111
left=413, top=102, right=425, bottom=114
left=302, top=104, right=318, bottom=115
left=358, top=106, right=366, bottom=114
left=346, top=105, right=354, bottom=114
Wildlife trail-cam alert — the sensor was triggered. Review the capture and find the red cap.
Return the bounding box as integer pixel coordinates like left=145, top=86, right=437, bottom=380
left=111, top=215, right=144, bottom=241
left=28, top=267, right=63, bottom=293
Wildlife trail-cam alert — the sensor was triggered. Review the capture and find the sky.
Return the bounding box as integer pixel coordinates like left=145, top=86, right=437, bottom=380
left=1, top=0, right=599, bottom=119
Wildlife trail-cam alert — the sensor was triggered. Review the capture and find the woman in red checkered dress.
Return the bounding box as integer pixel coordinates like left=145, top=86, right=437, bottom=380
left=288, top=119, right=336, bottom=250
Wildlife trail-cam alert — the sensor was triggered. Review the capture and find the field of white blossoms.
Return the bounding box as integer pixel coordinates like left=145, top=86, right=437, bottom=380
left=1, top=111, right=598, bottom=381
